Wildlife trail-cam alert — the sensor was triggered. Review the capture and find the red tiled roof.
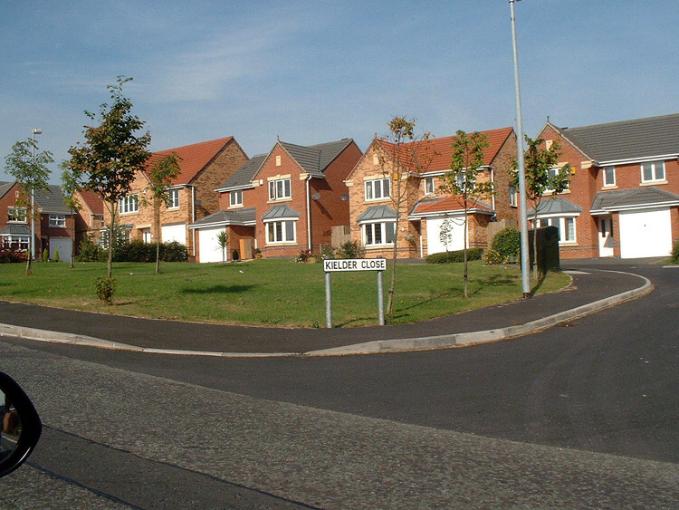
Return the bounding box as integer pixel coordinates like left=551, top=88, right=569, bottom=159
left=146, top=136, right=234, bottom=185
left=77, top=190, right=104, bottom=215
left=411, top=196, right=493, bottom=216
left=376, top=127, right=513, bottom=171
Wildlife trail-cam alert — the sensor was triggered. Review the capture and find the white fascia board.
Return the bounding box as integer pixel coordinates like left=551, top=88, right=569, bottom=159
left=408, top=208, right=493, bottom=220
left=533, top=211, right=580, bottom=219
left=596, top=200, right=679, bottom=213
left=214, top=184, right=254, bottom=193
left=597, top=153, right=679, bottom=166
left=262, top=216, right=298, bottom=223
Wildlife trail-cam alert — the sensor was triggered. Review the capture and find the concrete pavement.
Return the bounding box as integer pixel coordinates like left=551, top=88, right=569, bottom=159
left=0, top=266, right=652, bottom=357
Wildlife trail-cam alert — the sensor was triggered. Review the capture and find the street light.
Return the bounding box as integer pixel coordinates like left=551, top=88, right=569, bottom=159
left=30, top=128, right=42, bottom=261
left=509, top=0, right=531, bottom=298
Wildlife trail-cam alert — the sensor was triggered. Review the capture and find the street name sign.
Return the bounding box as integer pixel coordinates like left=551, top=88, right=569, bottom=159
left=323, top=258, right=386, bottom=272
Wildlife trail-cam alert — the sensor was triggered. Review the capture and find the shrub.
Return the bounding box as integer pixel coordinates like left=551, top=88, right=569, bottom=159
left=232, top=249, right=240, bottom=261
left=336, top=240, right=364, bottom=259
left=77, top=238, right=107, bottom=262
left=112, top=241, right=188, bottom=262
left=41, top=248, right=49, bottom=263
left=0, top=248, right=28, bottom=263
left=53, top=248, right=60, bottom=262
left=673, top=241, right=679, bottom=263
left=320, top=245, right=335, bottom=260
left=253, top=248, right=262, bottom=259
left=491, top=227, right=520, bottom=263
left=295, top=249, right=313, bottom=263
left=95, top=277, right=116, bottom=304
left=426, top=248, right=483, bottom=264
left=483, top=249, right=506, bottom=265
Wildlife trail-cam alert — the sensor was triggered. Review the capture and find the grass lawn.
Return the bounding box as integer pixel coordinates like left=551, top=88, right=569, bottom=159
left=0, top=260, right=570, bottom=328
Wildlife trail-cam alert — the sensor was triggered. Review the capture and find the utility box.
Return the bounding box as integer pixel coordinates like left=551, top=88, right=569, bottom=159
left=528, top=226, right=560, bottom=275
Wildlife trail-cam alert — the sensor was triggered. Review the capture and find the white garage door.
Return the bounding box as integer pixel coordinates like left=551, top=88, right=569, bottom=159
left=161, top=224, right=187, bottom=245
left=198, top=227, right=226, bottom=263
left=619, top=208, right=672, bottom=258
left=426, top=217, right=467, bottom=255
left=49, top=237, right=72, bottom=263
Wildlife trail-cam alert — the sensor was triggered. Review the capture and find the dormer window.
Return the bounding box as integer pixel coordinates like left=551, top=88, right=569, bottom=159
left=603, top=166, right=616, bottom=187
left=424, top=176, right=435, bottom=195
left=230, top=190, right=243, bottom=207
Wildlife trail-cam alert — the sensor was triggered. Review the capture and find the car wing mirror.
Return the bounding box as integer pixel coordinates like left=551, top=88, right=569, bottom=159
left=0, top=372, right=42, bottom=478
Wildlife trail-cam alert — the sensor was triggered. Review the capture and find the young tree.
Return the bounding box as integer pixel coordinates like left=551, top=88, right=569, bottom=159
left=64, top=76, right=151, bottom=278
left=216, top=231, right=229, bottom=264
left=440, top=130, right=492, bottom=299
left=511, top=136, right=570, bottom=279
left=374, top=117, right=432, bottom=320
left=4, top=138, right=53, bottom=275
left=145, top=153, right=181, bottom=274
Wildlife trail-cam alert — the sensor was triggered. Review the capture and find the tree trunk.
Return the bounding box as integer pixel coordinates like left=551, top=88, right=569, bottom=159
left=107, top=206, right=116, bottom=279
left=463, top=203, right=469, bottom=299
left=386, top=174, right=402, bottom=321
left=154, top=197, right=161, bottom=274
left=532, top=203, right=540, bottom=281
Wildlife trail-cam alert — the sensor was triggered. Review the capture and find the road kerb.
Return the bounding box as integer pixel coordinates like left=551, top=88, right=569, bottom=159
left=0, top=269, right=652, bottom=358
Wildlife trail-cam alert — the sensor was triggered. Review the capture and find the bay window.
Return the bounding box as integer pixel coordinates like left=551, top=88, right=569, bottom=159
left=536, top=216, right=577, bottom=244
left=362, top=221, right=396, bottom=246
left=265, top=220, right=296, bottom=244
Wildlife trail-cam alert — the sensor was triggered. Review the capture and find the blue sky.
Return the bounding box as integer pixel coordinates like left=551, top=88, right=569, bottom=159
left=1, top=0, right=678, bottom=183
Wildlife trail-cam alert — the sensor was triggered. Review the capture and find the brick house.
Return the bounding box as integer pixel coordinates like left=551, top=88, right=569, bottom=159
left=345, top=127, right=516, bottom=259
left=0, top=181, right=76, bottom=261
left=532, top=113, right=679, bottom=259
left=190, top=138, right=362, bottom=262
left=73, top=190, right=104, bottom=251
left=103, top=136, right=248, bottom=258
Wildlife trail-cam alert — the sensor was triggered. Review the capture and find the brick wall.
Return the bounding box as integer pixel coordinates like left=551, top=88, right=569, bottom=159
left=491, top=132, right=518, bottom=222
left=309, top=141, right=362, bottom=252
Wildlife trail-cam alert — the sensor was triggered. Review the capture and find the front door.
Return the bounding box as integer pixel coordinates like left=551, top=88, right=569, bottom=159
left=598, top=216, right=614, bottom=257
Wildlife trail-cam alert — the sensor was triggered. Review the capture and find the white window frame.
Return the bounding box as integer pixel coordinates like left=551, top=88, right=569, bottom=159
left=48, top=214, right=66, bottom=228
left=268, top=178, right=291, bottom=201
left=424, top=176, right=435, bottom=195
left=1, top=234, right=29, bottom=250
left=118, top=195, right=139, bottom=214
left=640, top=160, right=665, bottom=184
left=230, top=190, right=243, bottom=208
left=264, top=219, right=296, bottom=244
left=603, top=166, right=616, bottom=188
left=365, top=178, right=391, bottom=201
left=361, top=221, right=396, bottom=247
left=509, top=186, right=517, bottom=207
left=167, top=189, right=180, bottom=209
left=544, top=167, right=570, bottom=194
left=535, top=215, right=577, bottom=244
left=7, top=206, right=27, bottom=223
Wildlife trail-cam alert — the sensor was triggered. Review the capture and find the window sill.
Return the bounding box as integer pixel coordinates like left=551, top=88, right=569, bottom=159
left=119, top=211, right=139, bottom=216
left=266, top=241, right=297, bottom=246
left=602, top=185, right=617, bottom=190
left=7, top=221, right=27, bottom=224
left=229, top=204, right=244, bottom=209
left=267, top=198, right=292, bottom=204
left=640, top=180, right=667, bottom=186
left=542, top=189, right=571, bottom=196
left=364, top=197, right=391, bottom=204
left=558, top=241, right=578, bottom=246
left=365, top=244, right=394, bottom=249
left=166, top=206, right=180, bottom=211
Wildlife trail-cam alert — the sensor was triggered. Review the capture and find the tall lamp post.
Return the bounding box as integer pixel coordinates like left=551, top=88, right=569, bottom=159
left=30, top=128, right=42, bottom=261
left=509, top=0, right=531, bottom=298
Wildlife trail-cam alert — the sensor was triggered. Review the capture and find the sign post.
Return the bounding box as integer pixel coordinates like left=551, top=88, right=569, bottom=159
left=323, top=258, right=387, bottom=328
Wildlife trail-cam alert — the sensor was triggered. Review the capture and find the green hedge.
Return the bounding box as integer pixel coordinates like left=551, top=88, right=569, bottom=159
left=426, top=248, right=483, bottom=264
left=491, top=228, right=520, bottom=263
left=673, top=241, right=679, bottom=263
left=113, top=240, right=188, bottom=262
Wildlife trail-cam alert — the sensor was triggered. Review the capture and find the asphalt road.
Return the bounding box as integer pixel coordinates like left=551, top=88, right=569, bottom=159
left=1, top=261, right=678, bottom=508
